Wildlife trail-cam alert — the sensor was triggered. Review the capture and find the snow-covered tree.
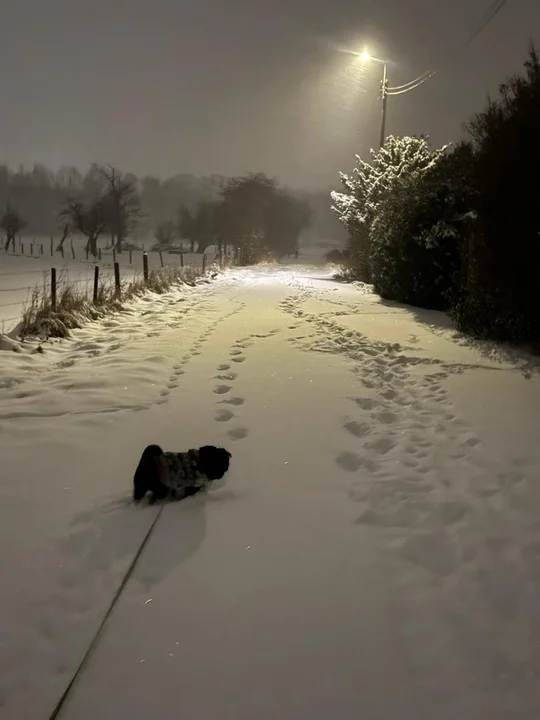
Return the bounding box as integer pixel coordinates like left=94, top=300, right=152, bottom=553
left=370, top=143, right=475, bottom=309
left=332, top=136, right=446, bottom=281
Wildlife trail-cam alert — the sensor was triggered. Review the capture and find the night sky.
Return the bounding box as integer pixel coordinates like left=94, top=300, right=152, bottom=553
left=0, top=0, right=538, bottom=187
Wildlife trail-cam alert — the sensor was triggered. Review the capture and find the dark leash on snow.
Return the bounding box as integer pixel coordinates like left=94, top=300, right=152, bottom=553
left=47, top=504, right=165, bottom=720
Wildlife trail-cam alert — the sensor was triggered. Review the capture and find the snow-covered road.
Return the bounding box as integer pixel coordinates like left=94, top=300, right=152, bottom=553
left=1, top=264, right=540, bottom=719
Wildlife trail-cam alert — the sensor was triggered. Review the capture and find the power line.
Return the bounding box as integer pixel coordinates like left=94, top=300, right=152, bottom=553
left=388, top=72, right=437, bottom=95
left=386, top=0, right=513, bottom=96
left=464, top=0, right=513, bottom=50
left=387, top=70, right=437, bottom=95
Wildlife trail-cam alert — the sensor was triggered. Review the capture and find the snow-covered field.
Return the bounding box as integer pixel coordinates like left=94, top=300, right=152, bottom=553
left=0, top=236, right=208, bottom=334
left=1, top=260, right=540, bottom=719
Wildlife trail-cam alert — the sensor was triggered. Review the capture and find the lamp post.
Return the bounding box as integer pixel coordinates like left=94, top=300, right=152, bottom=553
left=360, top=50, right=434, bottom=148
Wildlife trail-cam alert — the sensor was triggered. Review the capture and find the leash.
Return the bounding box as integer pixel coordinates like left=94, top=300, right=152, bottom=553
left=48, top=503, right=165, bottom=720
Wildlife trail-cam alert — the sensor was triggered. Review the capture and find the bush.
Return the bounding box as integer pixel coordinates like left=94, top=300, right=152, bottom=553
left=370, top=144, right=474, bottom=310
left=451, top=46, right=540, bottom=343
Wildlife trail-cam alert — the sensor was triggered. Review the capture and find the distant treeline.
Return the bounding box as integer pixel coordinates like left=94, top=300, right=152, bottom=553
left=0, top=163, right=344, bottom=244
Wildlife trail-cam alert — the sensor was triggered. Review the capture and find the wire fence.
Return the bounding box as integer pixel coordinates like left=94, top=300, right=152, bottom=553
left=0, top=244, right=227, bottom=334
left=1, top=234, right=206, bottom=266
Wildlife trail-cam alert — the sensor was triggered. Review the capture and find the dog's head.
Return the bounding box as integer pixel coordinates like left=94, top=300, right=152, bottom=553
left=133, top=444, right=164, bottom=501
left=197, top=446, right=232, bottom=481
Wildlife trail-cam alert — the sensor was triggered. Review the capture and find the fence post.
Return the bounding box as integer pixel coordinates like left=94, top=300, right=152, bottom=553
left=21, top=243, right=24, bottom=255
left=180, top=248, right=184, bottom=268
left=114, top=262, right=121, bottom=298
left=143, top=253, right=149, bottom=282
left=50, top=237, right=53, bottom=256
left=129, top=249, right=132, bottom=264
left=159, top=251, right=164, bottom=268
left=202, top=253, right=206, bottom=273
left=30, top=244, right=33, bottom=256
left=98, top=248, right=102, bottom=261
left=51, top=268, right=57, bottom=311
left=93, top=265, right=99, bottom=304
left=40, top=244, right=43, bottom=256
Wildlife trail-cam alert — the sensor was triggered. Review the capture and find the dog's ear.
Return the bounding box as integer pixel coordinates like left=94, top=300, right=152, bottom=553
left=133, top=445, right=163, bottom=501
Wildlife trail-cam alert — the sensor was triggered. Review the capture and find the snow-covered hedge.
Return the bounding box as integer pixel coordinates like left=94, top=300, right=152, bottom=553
left=370, top=144, right=474, bottom=310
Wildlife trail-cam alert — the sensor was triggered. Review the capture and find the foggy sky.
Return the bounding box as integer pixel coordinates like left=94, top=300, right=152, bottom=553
left=0, top=0, right=538, bottom=188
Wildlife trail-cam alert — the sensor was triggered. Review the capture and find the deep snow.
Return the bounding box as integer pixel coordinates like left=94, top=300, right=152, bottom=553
left=1, top=261, right=540, bottom=719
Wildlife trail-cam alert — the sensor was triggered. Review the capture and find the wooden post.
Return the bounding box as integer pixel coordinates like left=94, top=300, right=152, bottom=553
left=143, top=253, right=149, bottom=282
left=98, top=248, right=102, bottom=261
left=180, top=248, right=184, bottom=268
left=21, top=243, right=24, bottom=255
left=159, top=251, right=164, bottom=268
left=30, top=244, right=33, bottom=256
left=50, top=237, right=53, bottom=256
left=114, top=262, right=121, bottom=298
left=40, top=244, right=43, bottom=255
left=129, top=249, right=132, bottom=264
left=51, top=268, right=57, bottom=311
left=202, top=253, right=206, bottom=273
left=113, top=249, right=116, bottom=263
left=93, top=265, right=99, bottom=304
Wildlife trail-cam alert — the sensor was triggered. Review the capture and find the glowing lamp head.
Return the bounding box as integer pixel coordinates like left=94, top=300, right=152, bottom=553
left=360, top=51, right=371, bottom=63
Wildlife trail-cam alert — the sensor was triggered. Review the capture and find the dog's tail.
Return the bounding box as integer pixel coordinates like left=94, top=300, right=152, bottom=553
left=133, top=444, right=163, bottom=501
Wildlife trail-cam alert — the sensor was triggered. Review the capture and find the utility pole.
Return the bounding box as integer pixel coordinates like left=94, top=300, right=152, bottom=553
left=379, top=63, right=388, bottom=149
left=359, top=50, right=435, bottom=149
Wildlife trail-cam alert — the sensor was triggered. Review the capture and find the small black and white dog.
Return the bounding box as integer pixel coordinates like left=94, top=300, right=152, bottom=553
left=133, top=444, right=231, bottom=503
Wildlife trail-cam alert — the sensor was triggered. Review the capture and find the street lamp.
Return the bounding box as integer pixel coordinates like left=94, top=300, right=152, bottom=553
left=360, top=50, right=435, bottom=148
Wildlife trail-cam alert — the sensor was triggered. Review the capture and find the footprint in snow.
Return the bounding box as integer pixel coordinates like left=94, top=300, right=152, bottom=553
left=343, top=421, right=371, bottom=439
left=216, top=372, right=237, bottom=381
left=364, top=436, right=396, bottom=455
left=335, top=452, right=363, bottom=473
left=352, top=397, right=379, bottom=411
left=228, top=427, right=249, bottom=440
left=215, top=409, right=234, bottom=422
